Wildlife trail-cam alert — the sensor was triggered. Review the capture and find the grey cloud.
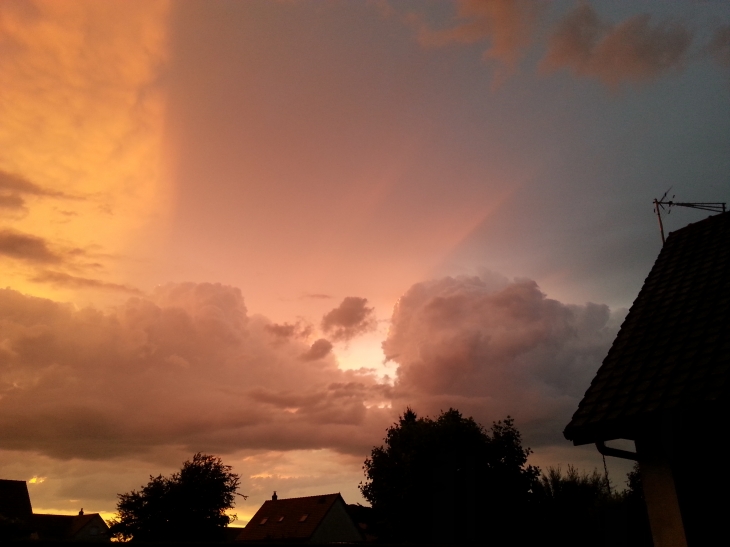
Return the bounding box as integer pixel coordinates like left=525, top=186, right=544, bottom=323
left=542, top=4, right=692, bottom=87
left=321, top=297, right=376, bottom=342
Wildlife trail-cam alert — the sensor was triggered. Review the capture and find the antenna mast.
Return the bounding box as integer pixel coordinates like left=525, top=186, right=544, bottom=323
left=653, top=190, right=726, bottom=245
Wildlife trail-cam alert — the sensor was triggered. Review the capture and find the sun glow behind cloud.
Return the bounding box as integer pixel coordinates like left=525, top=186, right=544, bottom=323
left=0, top=0, right=172, bottom=301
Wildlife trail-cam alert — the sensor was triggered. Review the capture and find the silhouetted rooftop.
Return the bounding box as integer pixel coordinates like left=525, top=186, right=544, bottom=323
left=236, top=493, right=343, bottom=542
left=0, top=479, right=33, bottom=521
left=565, top=212, right=730, bottom=445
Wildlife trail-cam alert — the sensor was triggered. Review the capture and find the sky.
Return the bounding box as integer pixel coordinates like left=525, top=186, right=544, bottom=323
left=1, top=0, right=729, bottom=526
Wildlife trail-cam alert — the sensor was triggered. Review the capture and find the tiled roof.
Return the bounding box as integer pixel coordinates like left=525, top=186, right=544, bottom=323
left=565, top=212, right=730, bottom=445
left=0, top=479, right=33, bottom=521
left=236, top=493, right=341, bottom=542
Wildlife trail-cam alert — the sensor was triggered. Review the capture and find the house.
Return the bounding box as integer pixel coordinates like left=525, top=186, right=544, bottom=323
left=33, top=511, right=110, bottom=542
left=236, top=492, right=364, bottom=543
left=0, top=479, right=34, bottom=540
left=564, top=212, right=730, bottom=547
left=0, top=479, right=109, bottom=541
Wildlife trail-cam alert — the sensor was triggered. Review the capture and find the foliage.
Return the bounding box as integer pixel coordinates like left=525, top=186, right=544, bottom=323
left=532, top=464, right=651, bottom=547
left=360, top=408, right=539, bottom=543
left=108, top=453, right=240, bottom=542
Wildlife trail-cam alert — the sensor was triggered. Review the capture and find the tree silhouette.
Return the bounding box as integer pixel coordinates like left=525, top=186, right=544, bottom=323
left=532, top=464, right=652, bottom=547
left=360, top=408, right=538, bottom=543
left=109, top=453, right=241, bottom=542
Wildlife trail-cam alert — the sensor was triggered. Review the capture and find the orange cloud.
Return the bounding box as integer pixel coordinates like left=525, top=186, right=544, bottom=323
left=0, top=0, right=171, bottom=301
left=412, top=0, right=538, bottom=80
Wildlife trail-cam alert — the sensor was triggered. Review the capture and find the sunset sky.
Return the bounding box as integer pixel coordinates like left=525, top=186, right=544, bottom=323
left=1, top=0, right=729, bottom=525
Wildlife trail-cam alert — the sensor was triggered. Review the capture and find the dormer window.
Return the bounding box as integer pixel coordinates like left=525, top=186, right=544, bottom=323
left=299, top=514, right=308, bottom=522
left=259, top=518, right=268, bottom=525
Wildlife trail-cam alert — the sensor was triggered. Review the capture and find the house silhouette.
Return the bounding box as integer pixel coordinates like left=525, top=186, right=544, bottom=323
left=236, top=492, right=363, bottom=543
left=565, top=212, right=730, bottom=547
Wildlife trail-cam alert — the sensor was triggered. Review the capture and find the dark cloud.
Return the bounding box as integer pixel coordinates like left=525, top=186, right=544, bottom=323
left=706, top=25, right=730, bottom=68
left=0, top=229, right=63, bottom=263
left=383, top=275, right=624, bottom=446
left=321, top=297, right=377, bottom=342
left=264, top=321, right=312, bottom=340
left=300, top=338, right=333, bottom=361
left=0, top=284, right=390, bottom=461
left=29, top=270, right=142, bottom=294
left=542, top=4, right=692, bottom=87
left=302, top=293, right=332, bottom=300
left=0, top=170, right=72, bottom=212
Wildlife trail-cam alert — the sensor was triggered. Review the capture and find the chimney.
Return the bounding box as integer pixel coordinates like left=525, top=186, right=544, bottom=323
left=272, top=491, right=278, bottom=501
left=79, top=508, right=84, bottom=516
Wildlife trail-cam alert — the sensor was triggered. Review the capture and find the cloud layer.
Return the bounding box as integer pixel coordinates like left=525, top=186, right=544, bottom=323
left=0, top=276, right=621, bottom=463
left=0, top=283, right=390, bottom=461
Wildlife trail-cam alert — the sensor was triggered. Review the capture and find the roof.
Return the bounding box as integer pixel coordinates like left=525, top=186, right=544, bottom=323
left=565, top=212, right=730, bottom=445
left=236, top=493, right=343, bottom=542
left=0, top=479, right=33, bottom=521
left=33, top=513, right=107, bottom=540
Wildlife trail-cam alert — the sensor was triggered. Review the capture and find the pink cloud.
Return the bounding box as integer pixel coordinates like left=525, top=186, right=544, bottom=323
left=383, top=275, right=624, bottom=444
left=0, top=284, right=390, bottom=461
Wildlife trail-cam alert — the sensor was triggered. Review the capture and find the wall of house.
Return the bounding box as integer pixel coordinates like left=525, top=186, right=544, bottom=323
left=309, top=499, right=363, bottom=544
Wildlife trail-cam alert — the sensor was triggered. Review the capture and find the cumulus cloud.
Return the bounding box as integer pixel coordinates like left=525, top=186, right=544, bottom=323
left=412, top=0, right=538, bottom=78
left=0, top=283, right=391, bottom=461
left=541, top=4, right=692, bottom=88
left=321, top=297, right=377, bottom=342
left=383, top=275, right=623, bottom=445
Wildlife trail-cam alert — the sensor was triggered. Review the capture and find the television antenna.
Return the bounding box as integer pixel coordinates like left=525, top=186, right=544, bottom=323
left=653, top=189, right=726, bottom=245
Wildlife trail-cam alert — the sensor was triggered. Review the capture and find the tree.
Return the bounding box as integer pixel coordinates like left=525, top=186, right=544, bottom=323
left=359, top=408, right=539, bottom=543
left=109, top=453, right=241, bottom=542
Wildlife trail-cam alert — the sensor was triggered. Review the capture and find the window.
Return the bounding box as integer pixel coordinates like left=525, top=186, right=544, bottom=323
left=299, top=514, right=308, bottom=522
left=260, top=518, right=268, bottom=525
left=277, top=516, right=284, bottom=522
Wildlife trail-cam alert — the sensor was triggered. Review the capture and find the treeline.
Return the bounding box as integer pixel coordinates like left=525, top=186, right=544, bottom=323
left=360, top=408, right=651, bottom=546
